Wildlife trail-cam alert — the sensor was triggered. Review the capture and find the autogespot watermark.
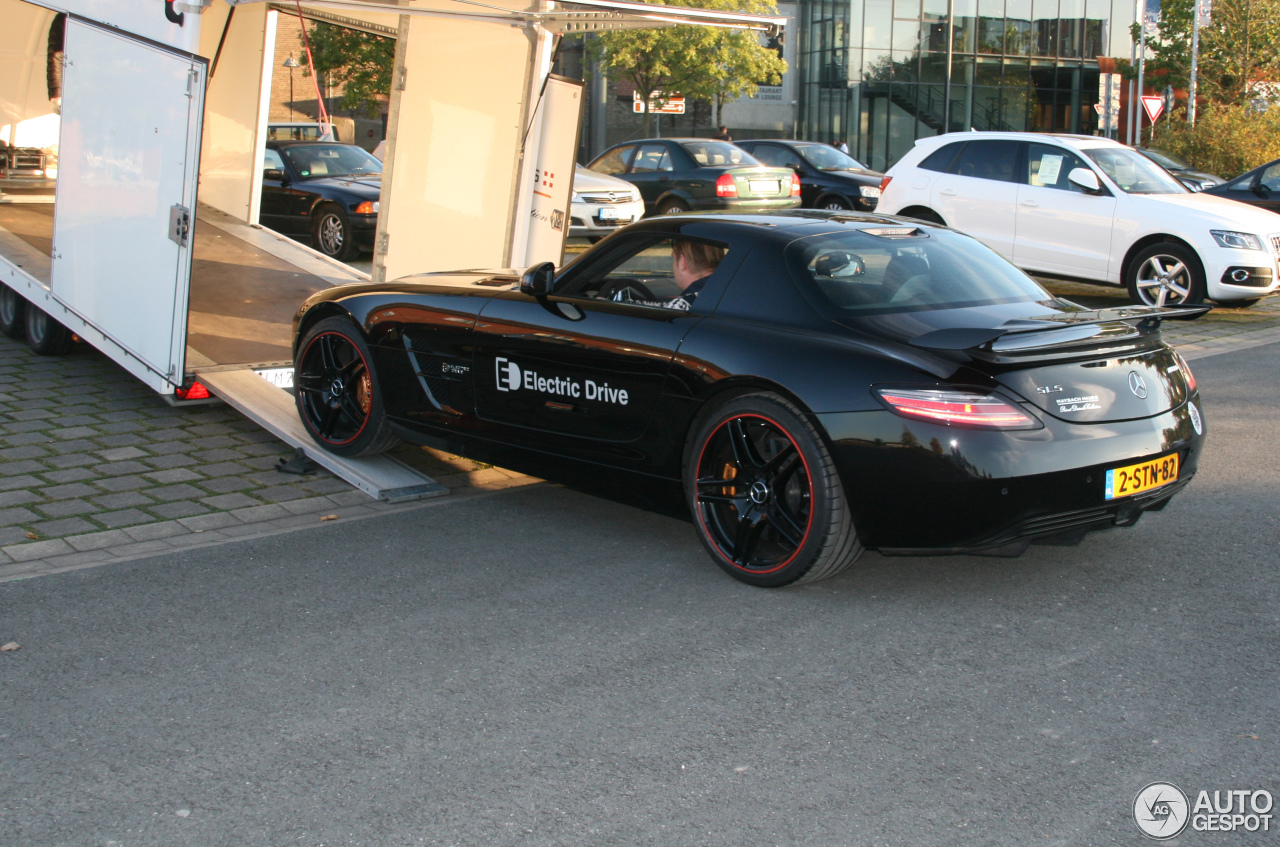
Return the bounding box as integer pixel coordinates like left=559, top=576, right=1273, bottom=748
left=1134, top=782, right=1275, bottom=839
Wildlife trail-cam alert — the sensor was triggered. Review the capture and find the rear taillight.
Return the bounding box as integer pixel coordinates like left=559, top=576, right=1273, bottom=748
left=875, top=388, right=1038, bottom=429
left=1172, top=350, right=1197, bottom=392
left=715, top=173, right=738, bottom=198
left=790, top=173, right=802, bottom=196
left=879, top=175, right=893, bottom=193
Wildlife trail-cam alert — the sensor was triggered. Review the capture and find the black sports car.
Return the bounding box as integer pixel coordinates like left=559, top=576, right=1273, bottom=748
left=261, top=141, right=382, bottom=260
left=586, top=138, right=801, bottom=216
left=290, top=211, right=1207, bottom=587
left=736, top=140, right=885, bottom=212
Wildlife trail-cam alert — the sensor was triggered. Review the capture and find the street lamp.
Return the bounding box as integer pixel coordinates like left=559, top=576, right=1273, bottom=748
left=282, top=53, right=301, bottom=121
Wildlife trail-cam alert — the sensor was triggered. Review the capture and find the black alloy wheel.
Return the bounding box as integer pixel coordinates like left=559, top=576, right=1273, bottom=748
left=312, top=204, right=358, bottom=261
left=0, top=283, right=26, bottom=339
left=24, top=302, right=72, bottom=355
left=656, top=198, right=690, bottom=216
left=294, top=316, right=400, bottom=457
left=819, top=196, right=852, bottom=211
left=686, top=393, right=862, bottom=587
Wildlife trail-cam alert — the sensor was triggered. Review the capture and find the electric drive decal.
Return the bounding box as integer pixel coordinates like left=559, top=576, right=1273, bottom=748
left=494, top=357, right=629, bottom=405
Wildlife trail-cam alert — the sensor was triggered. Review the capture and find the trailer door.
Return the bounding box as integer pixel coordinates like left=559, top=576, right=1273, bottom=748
left=51, top=19, right=204, bottom=393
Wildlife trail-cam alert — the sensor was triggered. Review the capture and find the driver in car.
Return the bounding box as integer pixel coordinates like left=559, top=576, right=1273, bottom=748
left=610, top=239, right=726, bottom=311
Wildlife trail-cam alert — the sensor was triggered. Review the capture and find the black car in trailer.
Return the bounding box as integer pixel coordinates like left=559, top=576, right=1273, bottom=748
left=260, top=141, right=382, bottom=261
left=289, top=211, right=1208, bottom=587
left=735, top=139, right=886, bottom=212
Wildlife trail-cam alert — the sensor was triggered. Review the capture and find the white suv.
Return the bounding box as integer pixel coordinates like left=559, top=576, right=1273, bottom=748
left=878, top=132, right=1280, bottom=307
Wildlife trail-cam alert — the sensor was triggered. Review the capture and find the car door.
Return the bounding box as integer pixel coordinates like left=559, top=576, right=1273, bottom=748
left=929, top=139, right=1022, bottom=258
left=1013, top=142, right=1117, bottom=277
left=258, top=147, right=296, bottom=233
left=627, top=143, right=677, bottom=212
left=470, top=234, right=733, bottom=450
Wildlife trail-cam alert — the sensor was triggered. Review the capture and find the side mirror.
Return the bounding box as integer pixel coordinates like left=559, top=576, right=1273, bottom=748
left=1067, top=167, right=1101, bottom=193
left=264, top=168, right=287, bottom=183
left=520, top=261, right=556, bottom=297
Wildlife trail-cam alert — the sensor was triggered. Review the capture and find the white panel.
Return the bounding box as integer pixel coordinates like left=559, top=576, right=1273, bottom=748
left=51, top=20, right=204, bottom=392
left=377, top=14, right=534, bottom=282
left=197, top=2, right=270, bottom=222
left=53, top=0, right=201, bottom=53
left=515, top=75, right=583, bottom=268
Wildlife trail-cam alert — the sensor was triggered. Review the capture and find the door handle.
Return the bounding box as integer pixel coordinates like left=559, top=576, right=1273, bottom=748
left=1020, top=200, right=1038, bottom=207
left=939, top=188, right=957, bottom=196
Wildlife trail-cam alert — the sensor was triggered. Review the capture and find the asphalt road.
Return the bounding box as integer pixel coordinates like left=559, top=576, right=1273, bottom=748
left=2, top=344, right=1278, bottom=846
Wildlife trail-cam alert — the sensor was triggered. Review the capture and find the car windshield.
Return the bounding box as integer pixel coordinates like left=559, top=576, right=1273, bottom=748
left=1142, top=149, right=1189, bottom=170
left=795, top=143, right=869, bottom=171
left=1084, top=147, right=1186, bottom=194
left=281, top=144, right=382, bottom=179
left=681, top=141, right=759, bottom=168
left=786, top=228, right=1047, bottom=315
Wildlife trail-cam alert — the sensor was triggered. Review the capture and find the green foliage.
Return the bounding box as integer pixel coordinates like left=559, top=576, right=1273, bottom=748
left=588, top=0, right=788, bottom=134
left=304, top=22, right=395, bottom=117
left=1132, top=0, right=1280, bottom=106
left=1146, top=103, right=1280, bottom=178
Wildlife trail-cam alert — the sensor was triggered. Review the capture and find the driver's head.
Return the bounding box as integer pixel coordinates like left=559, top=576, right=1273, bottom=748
left=672, top=239, right=726, bottom=290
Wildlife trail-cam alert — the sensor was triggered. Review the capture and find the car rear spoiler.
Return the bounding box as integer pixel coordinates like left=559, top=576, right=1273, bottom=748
left=908, top=305, right=1211, bottom=353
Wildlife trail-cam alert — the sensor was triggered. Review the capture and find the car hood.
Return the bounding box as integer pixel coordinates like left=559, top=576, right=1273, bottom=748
left=302, top=174, right=382, bottom=198
left=573, top=167, right=637, bottom=194
left=1128, top=191, right=1280, bottom=232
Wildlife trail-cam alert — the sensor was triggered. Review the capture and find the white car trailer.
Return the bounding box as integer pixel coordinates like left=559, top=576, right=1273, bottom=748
left=0, top=0, right=783, bottom=498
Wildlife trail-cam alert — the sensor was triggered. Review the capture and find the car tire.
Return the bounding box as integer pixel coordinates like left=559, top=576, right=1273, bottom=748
left=900, top=207, right=945, bottom=225
left=294, top=316, right=401, bottom=457
left=312, top=204, right=359, bottom=261
left=0, top=284, right=26, bottom=339
left=24, top=302, right=73, bottom=355
left=818, top=195, right=851, bottom=211
left=656, top=199, right=690, bottom=216
left=684, top=392, right=862, bottom=587
left=1125, top=242, right=1206, bottom=307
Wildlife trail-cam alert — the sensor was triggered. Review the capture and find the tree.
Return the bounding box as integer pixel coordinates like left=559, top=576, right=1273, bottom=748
left=589, top=0, right=788, bottom=136
left=1129, top=0, right=1280, bottom=106
left=304, top=22, right=395, bottom=117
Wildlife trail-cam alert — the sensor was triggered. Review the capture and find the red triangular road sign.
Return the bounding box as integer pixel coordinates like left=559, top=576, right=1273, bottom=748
left=1141, top=95, right=1164, bottom=123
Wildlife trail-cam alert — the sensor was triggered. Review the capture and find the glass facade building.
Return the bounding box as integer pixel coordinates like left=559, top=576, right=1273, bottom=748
left=798, top=0, right=1136, bottom=169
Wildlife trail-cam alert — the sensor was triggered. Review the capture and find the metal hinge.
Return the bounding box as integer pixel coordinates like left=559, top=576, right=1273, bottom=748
left=376, top=232, right=390, bottom=256
left=186, top=68, right=200, bottom=98
left=169, top=205, right=191, bottom=246
left=395, top=66, right=407, bottom=91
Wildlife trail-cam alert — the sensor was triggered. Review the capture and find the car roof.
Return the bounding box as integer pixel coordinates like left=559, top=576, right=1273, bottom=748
left=912, top=131, right=1123, bottom=150
left=616, top=210, right=936, bottom=240
left=266, top=140, right=362, bottom=149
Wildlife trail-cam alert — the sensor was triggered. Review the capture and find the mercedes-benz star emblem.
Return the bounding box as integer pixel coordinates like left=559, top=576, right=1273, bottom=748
left=1128, top=371, right=1148, bottom=399
left=749, top=480, right=770, bottom=504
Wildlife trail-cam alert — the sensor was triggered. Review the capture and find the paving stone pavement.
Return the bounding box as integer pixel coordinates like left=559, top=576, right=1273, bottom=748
left=0, top=287, right=1275, bottom=582
left=0, top=335, right=536, bottom=581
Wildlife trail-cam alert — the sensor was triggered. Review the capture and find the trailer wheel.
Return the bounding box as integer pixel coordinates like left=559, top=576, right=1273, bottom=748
left=0, top=284, right=26, bottom=339
left=294, top=316, right=400, bottom=457
left=312, top=204, right=359, bottom=261
left=24, top=303, right=73, bottom=355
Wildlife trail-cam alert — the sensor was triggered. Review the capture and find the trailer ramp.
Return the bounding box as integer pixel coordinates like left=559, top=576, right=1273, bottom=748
left=199, top=368, right=448, bottom=503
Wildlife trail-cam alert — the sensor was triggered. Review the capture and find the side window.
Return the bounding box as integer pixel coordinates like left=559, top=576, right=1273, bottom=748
left=1226, top=176, right=1253, bottom=192
left=631, top=144, right=673, bottom=173
left=592, top=146, right=634, bottom=175
left=751, top=145, right=794, bottom=168
left=1025, top=144, right=1093, bottom=192
left=263, top=148, right=285, bottom=171
left=918, top=142, right=964, bottom=173
left=950, top=140, right=1020, bottom=182
left=1260, top=164, right=1280, bottom=192
left=559, top=236, right=730, bottom=311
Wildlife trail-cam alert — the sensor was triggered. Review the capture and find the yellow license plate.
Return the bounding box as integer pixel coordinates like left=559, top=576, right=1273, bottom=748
left=1104, top=454, right=1179, bottom=500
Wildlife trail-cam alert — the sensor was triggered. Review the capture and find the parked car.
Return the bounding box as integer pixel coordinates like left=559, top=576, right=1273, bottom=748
left=289, top=211, right=1207, bottom=587
left=1137, top=148, right=1224, bottom=191
left=570, top=165, right=645, bottom=241
left=260, top=141, right=382, bottom=261
left=878, top=132, right=1280, bottom=307
left=585, top=138, right=800, bottom=216
left=735, top=139, right=884, bottom=211
left=1201, top=157, right=1280, bottom=215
